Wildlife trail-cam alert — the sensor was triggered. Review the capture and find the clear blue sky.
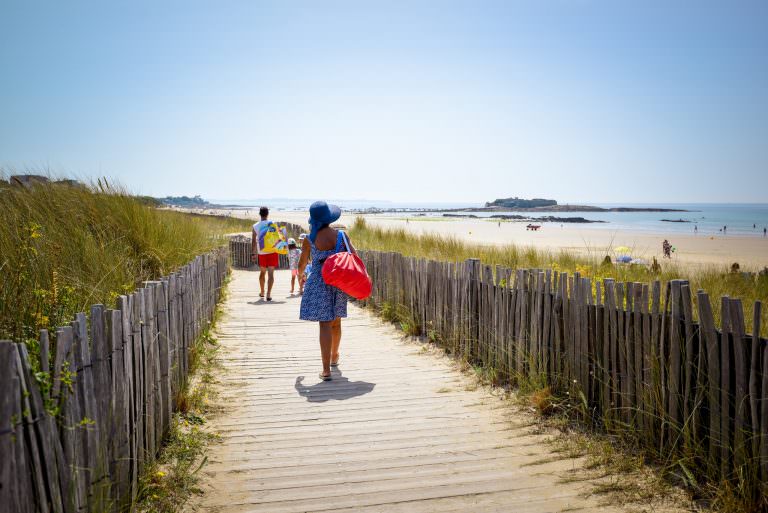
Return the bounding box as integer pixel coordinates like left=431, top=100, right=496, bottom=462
left=1, top=1, right=766, bottom=203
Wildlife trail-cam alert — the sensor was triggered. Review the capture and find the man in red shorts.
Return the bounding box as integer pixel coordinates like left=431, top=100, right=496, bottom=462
left=251, top=207, right=278, bottom=301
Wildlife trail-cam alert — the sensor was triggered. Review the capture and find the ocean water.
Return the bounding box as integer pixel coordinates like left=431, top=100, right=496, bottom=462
left=213, top=199, right=768, bottom=238
left=436, top=204, right=768, bottom=237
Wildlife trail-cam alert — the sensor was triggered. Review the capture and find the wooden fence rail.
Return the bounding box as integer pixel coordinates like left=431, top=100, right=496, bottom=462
left=360, top=250, right=768, bottom=489
left=0, top=247, right=229, bottom=513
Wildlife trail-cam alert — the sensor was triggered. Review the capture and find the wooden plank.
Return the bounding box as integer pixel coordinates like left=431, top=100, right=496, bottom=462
left=550, top=273, right=563, bottom=383
left=623, top=282, right=636, bottom=424
left=531, top=272, right=543, bottom=376
left=51, top=326, right=71, bottom=403
left=465, top=259, right=480, bottom=361
left=679, top=284, right=696, bottom=450
left=640, top=284, right=651, bottom=434
left=559, top=273, right=569, bottom=384
left=697, top=292, right=720, bottom=475
left=749, top=301, right=761, bottom=472
left=616, top=282, right=627, bottom=423
left=39, top=330, right=51, bottom=376
left=649, top=281, right=661, bottom=441
left=581, top=278, right=591, bottom=402
left=659, top=281, right=671, bottom=450
left=632, top=283, right=643, bottom=427
left=516, top=270, right=527, bottom=379
left=605, top=279, right=619, bottom=423
left=14, top=344, right=51, bottom=513
left=0, top=341, right=31, bottom=513
left=667, top=280, right=683, bottom=440
left=155, top=282, right=172, bottom=440
left=571, top=272, right=581, bottom=394
left=131, top=292, right=146, bottom=473
left=56, top=325, right=86, bottom=512
left=762, top=340, right=768, bottom=482
left=728, top=298, right=748, bottom=472
left=119, top=294, right=139, bottom=505
left=108, top=307, right=130, bottom=509
left=599, top=280, right=610, bottom=418
left=542, top=272, right=552, bottom=378
left=74, top=311, right=100, bottom=508
left=508, top=284, right=518, bottom=380
left=90, top=304, right=111, bottom=509
left=18, top=341, right=67, bottom=513
left=146, top=284, right=163, bottom=452
left=720, top=296, right=732, bottom=477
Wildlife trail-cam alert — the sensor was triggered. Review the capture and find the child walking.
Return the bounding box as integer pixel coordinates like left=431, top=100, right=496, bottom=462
left=287, top=238, right=303, bottom=294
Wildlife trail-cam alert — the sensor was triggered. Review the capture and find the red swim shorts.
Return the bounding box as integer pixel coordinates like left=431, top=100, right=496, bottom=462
left=257, top=253, right=279, bottom=268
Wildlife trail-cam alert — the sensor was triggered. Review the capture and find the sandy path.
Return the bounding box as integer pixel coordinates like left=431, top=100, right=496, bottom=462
left=186, top=269, right=686, bottom=513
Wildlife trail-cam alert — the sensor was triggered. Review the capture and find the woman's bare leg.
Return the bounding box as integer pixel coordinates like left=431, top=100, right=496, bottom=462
left=331, top=318, right=342, bottom=363
left=319, top=321, right=333, bottom=376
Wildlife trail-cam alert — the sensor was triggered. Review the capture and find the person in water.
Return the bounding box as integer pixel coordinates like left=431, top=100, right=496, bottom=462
left=298, top=201, right=356, bottom=381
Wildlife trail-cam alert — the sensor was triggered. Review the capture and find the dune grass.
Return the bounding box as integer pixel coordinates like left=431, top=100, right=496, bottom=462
left=0, top=177, right=251, bottom=360
left=349, top=217, right=767, bottom=335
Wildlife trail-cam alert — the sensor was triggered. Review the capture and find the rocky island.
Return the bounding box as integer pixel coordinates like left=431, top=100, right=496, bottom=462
left=485, top=197, right=558, bottom=209
left=483, top=197, right=690, bottom=213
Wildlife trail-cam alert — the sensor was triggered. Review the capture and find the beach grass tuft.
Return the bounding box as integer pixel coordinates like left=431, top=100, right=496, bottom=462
left=0, top=175, right=251, bottom=365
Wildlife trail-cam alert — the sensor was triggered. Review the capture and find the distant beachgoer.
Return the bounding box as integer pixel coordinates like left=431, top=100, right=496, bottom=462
left=299, top=201, right=354, bottom=381
left=764, top=227, right=767, bottom=237
left=723, top=225, right=727, bottom=233
left=662, top=239, right=672, bottom=259
left=498, top=221, right=501, bottom=227
left=694, top=225, right=698, bottom=233
left=754, top=223, right=756, bottom=229
left=287, top=238, right=303, bottom=295
left=251, top=206, right=278, bottom=301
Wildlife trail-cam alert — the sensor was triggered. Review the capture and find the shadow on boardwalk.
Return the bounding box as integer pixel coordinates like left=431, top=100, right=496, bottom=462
left=295, top=372, right=376, bottom=402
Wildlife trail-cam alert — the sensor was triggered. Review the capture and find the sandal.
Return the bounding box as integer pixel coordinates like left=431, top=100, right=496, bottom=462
left=266, top=297, right=272, bottom=301
left=319, top=372, right=332, bottom=381
left=330, top=360, right=339, bottom=367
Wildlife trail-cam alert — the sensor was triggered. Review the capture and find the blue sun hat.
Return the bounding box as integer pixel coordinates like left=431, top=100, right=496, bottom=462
left=308, top=201, right=342, bottom=242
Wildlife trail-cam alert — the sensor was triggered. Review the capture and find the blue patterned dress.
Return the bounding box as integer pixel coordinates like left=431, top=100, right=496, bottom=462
left=299, top=230, right=349, bottom=321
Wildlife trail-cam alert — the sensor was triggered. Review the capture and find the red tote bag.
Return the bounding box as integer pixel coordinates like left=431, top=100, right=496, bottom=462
left=321, top=231, right=372, bottom=300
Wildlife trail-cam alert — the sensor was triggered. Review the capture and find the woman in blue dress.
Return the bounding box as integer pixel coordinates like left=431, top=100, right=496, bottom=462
left=298, top=201, right=355, bottom=381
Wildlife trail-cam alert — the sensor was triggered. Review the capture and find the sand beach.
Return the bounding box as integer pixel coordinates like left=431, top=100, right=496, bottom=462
left=196, top=208, right=768, bottom=269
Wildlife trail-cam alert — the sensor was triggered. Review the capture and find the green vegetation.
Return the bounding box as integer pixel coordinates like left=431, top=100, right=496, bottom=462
left=349, top=217, right=767, bottom=335
left=160, top=195, right=210, bottom=208
left=0, top=177, right=251, bottom=362
left=485, top=196, right=557, bottom=208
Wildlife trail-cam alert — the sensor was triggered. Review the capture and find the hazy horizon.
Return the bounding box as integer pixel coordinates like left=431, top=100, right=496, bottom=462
left=2, top=1, right=767, bottom=203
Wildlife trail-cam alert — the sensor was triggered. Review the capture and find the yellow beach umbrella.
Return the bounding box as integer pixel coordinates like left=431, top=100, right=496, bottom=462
left=614, top=246, right=631, bottom=254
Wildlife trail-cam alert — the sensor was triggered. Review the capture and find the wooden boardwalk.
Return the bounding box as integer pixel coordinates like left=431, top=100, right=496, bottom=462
left=189, top=269, right=652, bottom=513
